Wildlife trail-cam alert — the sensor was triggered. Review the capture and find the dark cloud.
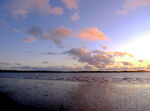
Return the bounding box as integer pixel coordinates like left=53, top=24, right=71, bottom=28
left=26, top=26, right=72, bottom=45
left=0, top=62, right=11, bottom=66
left=121, top=61, right=133, bottom=66
left=65, top=48, right=113, bottom=68
left=84, top=64, right=93, bottom=71
left=41, top=51, right=60, bottom=55
left=27, top=26, right=43, bottom=37
left=42, top=61, right=48, bottom=64
left=0, top=62, right=22, bottom=66
left=14, top=63, right=22, bottom=66
left=43, top=26, right=72, bottom=45
left=10, top=65, right=83, bottom=71
left=3, top=65, right=145, bottom=71
left=65, top=48, right=134, bottom=69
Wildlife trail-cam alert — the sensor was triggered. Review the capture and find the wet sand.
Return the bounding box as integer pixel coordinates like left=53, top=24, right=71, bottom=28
left=1, top=78, right=150, bottom=111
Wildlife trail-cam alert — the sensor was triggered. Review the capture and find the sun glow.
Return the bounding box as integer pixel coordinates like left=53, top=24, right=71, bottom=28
left=124, top=34, right=150, bottom=60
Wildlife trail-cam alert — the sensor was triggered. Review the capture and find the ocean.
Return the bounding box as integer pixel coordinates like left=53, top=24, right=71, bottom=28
left=0, top=72, right=150, bottom=111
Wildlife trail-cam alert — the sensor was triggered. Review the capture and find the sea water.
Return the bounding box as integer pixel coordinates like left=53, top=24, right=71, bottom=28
left=0, top=72, right=150, bottom=111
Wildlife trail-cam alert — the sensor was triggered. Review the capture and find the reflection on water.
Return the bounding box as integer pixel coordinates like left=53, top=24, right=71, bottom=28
left=117, top=83, right=150, bottom=88
left=1, top=78, right=150, bottom=111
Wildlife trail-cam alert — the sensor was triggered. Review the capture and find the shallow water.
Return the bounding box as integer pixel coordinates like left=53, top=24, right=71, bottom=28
left=1, top=72, right=150, bottom=83
left=0, top=72, right=150, bottom=111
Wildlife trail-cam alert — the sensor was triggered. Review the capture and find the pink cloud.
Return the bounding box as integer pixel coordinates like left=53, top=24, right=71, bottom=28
left=116, top=10, right=127, bottom=15
left=71, top=12, right=80, bottom=21
left=43, top=26, right=72, bottom=45
left=78, top=27, right=109, bottom=41
left=117, top=0, right=150, bottom=15
left=24, top=37, right=36, bottom=43
left=12, top=9, right=28, bottom=18
left=51, top=7, right=63, bottom=15
left=10, top=0, right=63, bottom=18
left=115, top=52, right=134, bottom=58
left=62, top=0, right=79, bottom=9
left=101, top=45, right=108, bottom=50
left=147, top=64, right=150, bottom=69
left=4, top=25, right=21, bottom=33
left=106, top=51, right=134, bottom=58
left=139, top=60, right=144, bottom=62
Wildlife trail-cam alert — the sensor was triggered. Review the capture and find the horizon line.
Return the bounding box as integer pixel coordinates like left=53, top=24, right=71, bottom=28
left=0, top=70, right=149, bottom=73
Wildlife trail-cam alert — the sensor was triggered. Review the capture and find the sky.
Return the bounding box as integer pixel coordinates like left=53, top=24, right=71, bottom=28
left=0, top=0, right=150, bottom=71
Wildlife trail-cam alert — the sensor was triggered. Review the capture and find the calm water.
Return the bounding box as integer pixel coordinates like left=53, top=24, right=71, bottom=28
left=1, top=72, right=150, bottom=83
left=0, top=72, right=150, bottom=111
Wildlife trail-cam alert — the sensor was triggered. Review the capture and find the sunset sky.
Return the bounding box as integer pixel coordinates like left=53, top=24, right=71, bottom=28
left=0, top=0, right=150, bottom=71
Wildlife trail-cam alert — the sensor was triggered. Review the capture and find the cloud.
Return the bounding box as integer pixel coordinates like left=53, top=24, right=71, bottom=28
left=26, top=26, right=72, bottom=45
left=14, top=63, right=22, bottom=66
left=65, top=48, right=134, bottom=69
left=71, top=12, right=80, bottom=21
left=62, top=0, right=79, bottom=10
left=0, top=20, right=21, bottom=33
left=0, top=62, right=22, bottom=67
left=84, top=64, right=93, bottom=70
left=146, top=64, right=150, bottom=69
left=43, top=26, right=72, bottom=45
left=4, top=25, right=21, bottom=33
left=139, top=60, right=144, bottom=62
left=116, top=0, right=150, bottom=15
left=41, top=51, right=60, bottom=55
left=0, top=62, right=11, bottom=66
left=42, top=61, right=48, bottom=64
left=120, top=61, right=133, bottom=66
left=27, top=26, right=43, bottom=37
left=9, top=0, right=63, bottom=18
left=105, top=51, right=134, bottom=58
left=101, top=45, right=108, bottom=50
left=24, top=37, right=36, bottom=43
left=51, top=7, right=63, bottom=15
left=9, top=65, right=83, bottom=71
left=78, top=27, right=109, bottom=41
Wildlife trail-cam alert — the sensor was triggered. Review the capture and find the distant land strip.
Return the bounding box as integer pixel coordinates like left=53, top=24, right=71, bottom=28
left=0, top=70, right=149, bottom=73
